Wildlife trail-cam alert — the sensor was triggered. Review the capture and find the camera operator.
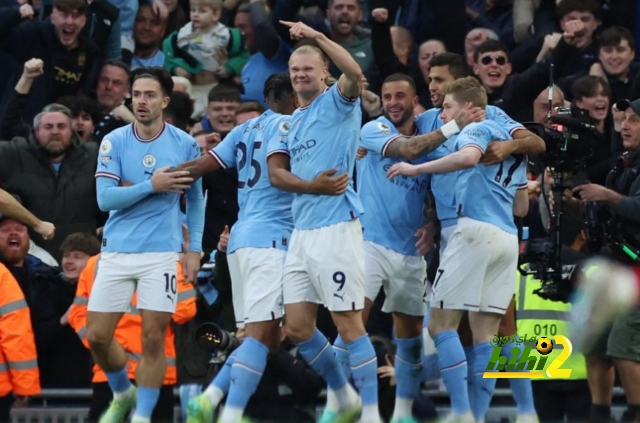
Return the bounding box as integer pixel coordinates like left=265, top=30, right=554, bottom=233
left=572, top=98, right=640, bottom=423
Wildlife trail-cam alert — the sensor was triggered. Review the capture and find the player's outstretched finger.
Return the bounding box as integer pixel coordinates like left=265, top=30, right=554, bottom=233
left=323, top=168, right=339, bottom=177
left=279, top=20, right=295, bottom=27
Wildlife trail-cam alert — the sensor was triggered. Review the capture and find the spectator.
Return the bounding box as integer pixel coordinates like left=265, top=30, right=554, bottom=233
left=465, top=27, right=499, bottom=68
left=57, top=95, right=102, bottom=144
left=532, top=86, right=566, bottom=126
left=536, top=0, right=602, bottom=98
left=39, top=0, right=121, bottom=61
left=590, top=26, right=640, bottom=104
left=0, top=217, right=92, bottom=388
left=571, top=75, right=614, bottom=185
left=0, top=99, right=100, bottom=262
left=471, top=28, right=579, bottom=122
left=93, top=60, right=133, bottom=140
left=59, top=232, right=100, bottom=282
left=195, top=87, right=240, bottom=254
left=164, top=0, right=249, bottom=119
left=191, top=84, right=240, bottom=137
left=369, top=8, right=416, bottom=81
left=325, top=0, right=379, bottom=90
left=0, top=262, right=40, bottom=422
left=236, top=1, right=291, bottom=108
left=235, top=101, right=265, bottom=125
left=0, top=0, right=103, bottom=123
left=164, top=90, right=194, bottom=132
left=132, top=3, right=168, bottom=69
left=0, top=190, right=55, bottom=244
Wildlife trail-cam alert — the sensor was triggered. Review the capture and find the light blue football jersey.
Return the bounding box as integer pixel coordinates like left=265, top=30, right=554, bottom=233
left=357, top=116, right=430, bottom=256
left=454, top=120, right=528, bottom=234
left=284, top=84, right=364, bottom=230
left=211, top=110, right=294, bottom=253
left=415, top=106, right=525, bottom=228
left=95, top=122, right=201, bottom=253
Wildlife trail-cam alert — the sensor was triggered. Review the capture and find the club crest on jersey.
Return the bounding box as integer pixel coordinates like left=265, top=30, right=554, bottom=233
left=143, top=154, right=157, bottom=168
left=377, top=122, right=392, bottom=135
left=100, top=139, right=113, bottom=154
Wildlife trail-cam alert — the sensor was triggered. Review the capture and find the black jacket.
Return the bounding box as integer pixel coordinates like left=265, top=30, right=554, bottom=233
left=0, top=134, right=100, bottom=262
left=0, top=6, right=103, bottom=123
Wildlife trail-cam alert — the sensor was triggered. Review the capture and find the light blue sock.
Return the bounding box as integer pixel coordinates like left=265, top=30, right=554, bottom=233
left=395, top=336, right=423, bottom=401
left=472, top=342, right=498, bottom=422
left=225, top=338, right=269, bottom=412
left=333, top=334, right=352, bottom=381
left=297, top=329, right=348, bottom=390
left=211, top=349, right=237, bottom=393
left=133, top=387, right=160, bottom=419
left=105, top=367, right=132, bottom=394
left=432, top=330, right=470, bottom=415
left=501, top=339, right=536, bottom=414
left=463, top=345, right=475, bottom=411
left=347, top=334, right=378, bottom=407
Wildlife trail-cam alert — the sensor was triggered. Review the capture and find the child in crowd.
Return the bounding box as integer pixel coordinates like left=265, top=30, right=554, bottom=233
left=164, top=0, right=248, bottom=119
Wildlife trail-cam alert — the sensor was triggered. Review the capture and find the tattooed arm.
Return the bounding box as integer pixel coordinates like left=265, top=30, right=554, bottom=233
left=385, top=107, right=485, bottom=161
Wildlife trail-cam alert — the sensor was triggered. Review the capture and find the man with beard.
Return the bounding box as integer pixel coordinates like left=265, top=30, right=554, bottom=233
left=0, top=100, right=99, bottom=263
left=356, top=73, right=431, bottom=423
left=0, top=214, right=92, bottom=388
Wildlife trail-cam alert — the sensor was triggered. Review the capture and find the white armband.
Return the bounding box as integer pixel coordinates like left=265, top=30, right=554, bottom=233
left=440, top=120, right=461, bottom=139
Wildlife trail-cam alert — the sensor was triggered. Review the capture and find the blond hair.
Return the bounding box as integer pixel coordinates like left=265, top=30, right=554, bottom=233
left=442, top=76, right=488, bottom=109
left=290, top=45, right=337, bottom=86
left=190, top=0, right=222, bottom=11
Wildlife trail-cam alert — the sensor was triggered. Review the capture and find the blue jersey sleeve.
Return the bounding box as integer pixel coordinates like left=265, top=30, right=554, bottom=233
left=210, top=126, right=241, bottom=169
left=266, top=117, right=291, bottom=158
left=327, top=83, right=360, bottom=113
left=486, top=106, right=525, bottom=136
left=95, top=135, right=122, bottom=181
left=456, top=123, right=491, bottom=153
left=360, top=120, right=402, bottom=156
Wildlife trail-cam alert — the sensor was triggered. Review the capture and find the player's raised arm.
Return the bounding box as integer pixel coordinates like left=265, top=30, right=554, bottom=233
left=280, top=20, right=363, bottom=98
left=267, top=153, right=349, bottom=195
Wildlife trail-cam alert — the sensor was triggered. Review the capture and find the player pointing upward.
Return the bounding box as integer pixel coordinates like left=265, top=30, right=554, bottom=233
left=268, top=21, right=380, bottom=423
left=87, top=67, right=205, bottom=423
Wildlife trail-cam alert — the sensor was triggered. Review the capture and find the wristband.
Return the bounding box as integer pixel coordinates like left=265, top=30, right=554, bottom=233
left=441, top=119, right=461, bottom=139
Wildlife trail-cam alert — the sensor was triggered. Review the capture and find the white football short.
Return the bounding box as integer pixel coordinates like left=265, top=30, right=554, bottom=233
left=88, top=252, right=181, bottom=314
left=363, top=241, right=427, bottom=316
left=283, top=219, right=365, bottom=312
left=228, top=247, right=285, bottom=329
left=440, top=225, right=456, bottom=253
left=431, top=217, right=518, bottom=314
